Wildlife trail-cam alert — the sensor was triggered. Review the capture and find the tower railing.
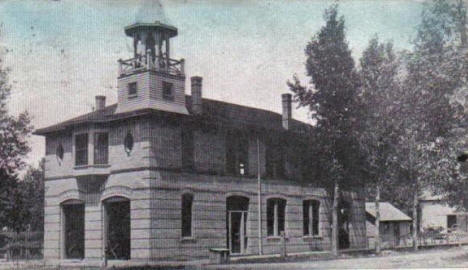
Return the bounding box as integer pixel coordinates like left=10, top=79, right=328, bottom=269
left=118, top=51, right=185, bottom=77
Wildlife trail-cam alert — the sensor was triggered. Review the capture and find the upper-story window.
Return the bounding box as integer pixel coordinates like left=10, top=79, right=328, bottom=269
left=75, top=134, right=88, bottom=166
left=265, top=140, right=285, bottom=179
left=225, top=131, right=249, bottom=176
left=181, top=129, right=194, bottom=171
left=128, top=82, right=137, bottom=96
left=163, top=81, right=174, bottom=101
left=94, top=132, right=109, bottom=165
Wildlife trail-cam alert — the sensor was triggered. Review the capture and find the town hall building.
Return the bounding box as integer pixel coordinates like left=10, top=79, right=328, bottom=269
left=35, top=19, right=367, bottom=263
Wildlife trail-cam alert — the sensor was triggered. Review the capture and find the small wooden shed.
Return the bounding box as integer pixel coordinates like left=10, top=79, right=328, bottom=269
left=366, top=202, right=412, bottom=249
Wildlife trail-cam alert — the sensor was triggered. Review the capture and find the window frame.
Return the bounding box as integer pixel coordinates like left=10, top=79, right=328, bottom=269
left=266, top=198, right=287, bottom=237
left=162, top=81, right=174, bottom=101
left=93, top=132, right=109, bottom=165
left=181, top=193, right=194, bottom=238
left=303, top=199, right=320, bottom=237
left=225, top=131, right=249, bottom=176
left=128, top=82, right=137, bottom=97
left=74, top=133, right=89, bottom=166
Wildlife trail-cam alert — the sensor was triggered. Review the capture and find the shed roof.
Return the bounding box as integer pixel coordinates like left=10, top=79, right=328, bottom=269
left=365, top=202, right=412, bottom=222
left=34, top=95, right=311, bottom=135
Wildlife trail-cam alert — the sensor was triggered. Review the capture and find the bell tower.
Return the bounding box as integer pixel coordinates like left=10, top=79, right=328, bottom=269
left=116, top=21, right=188, bottom=115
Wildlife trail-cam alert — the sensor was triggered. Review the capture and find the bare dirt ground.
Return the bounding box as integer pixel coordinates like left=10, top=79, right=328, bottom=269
left=206, top=246, right=468, bottom=269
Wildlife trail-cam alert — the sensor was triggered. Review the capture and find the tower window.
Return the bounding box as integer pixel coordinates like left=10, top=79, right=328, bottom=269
left=163, top=81, right=174, bottom=100
left=128, top=82, right=137, bottom=96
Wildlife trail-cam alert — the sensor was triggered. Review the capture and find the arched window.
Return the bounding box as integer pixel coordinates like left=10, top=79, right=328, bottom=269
left=267, top=198, right=286, bottom=236
left=124, top=132, right=134, bottom=154
left=56, top=143, right=64, bottom=162
left=181, top=193, right=193, bottom=238
left=303, top=200, right=320, bottom=236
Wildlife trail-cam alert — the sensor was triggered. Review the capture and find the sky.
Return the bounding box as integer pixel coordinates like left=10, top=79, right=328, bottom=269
left=0, top=0, right=426, bottom=167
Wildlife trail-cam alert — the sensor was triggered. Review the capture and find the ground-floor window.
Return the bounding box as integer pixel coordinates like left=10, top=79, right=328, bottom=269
left=104, top=197, right=130, bottom=260
left=61, top=201, right=85, bottom=259
left=267, top=198, right=286, bottom=236
left=181, top=193, right=193, bottom=238
left=303, top=200, right=320, bottom=236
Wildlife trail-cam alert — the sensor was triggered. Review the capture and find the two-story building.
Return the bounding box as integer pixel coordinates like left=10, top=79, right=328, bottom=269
left=35, top=20, right=367, bottom=263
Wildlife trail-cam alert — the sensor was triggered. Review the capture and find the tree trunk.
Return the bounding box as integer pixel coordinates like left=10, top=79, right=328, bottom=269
left=412, top=190, right=419, bottom=251
left=375, top=185, right=381, bottom=254
left=332, top=179, right=339, bottom=256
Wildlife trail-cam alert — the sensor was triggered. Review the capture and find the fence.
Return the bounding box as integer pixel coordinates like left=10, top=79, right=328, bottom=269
left=0, top=231, right=43, bottom=261
left=368, top=229, right=468, bottom=250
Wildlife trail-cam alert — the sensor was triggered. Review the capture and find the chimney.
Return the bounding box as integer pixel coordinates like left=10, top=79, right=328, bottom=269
left=282, top=93, right=292, bottom=130
left=95, top=95, right=106, bottom=111
left=191, top=76, right=203, bottom=115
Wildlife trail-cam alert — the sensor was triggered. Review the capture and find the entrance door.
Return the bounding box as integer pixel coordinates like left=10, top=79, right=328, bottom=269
left=229, top=211, right=247, bottom=254
left=104, top=197, right=130, bottom=260
left=394, top=222, right=400, bottom=247
left=226, top=196, right=249, bottom=255
left=338, top=200, right=351, bottom=249
left=62, top=203, right=85, bottom=259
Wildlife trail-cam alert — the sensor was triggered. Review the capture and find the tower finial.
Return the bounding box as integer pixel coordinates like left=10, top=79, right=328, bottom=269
left=134, top=0, right=168, bottom=24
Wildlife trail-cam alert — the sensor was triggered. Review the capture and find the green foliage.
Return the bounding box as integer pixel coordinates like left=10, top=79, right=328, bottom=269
left=0, top=49, right=34, bottom=231
left=288, top=4, right=364, bottom=192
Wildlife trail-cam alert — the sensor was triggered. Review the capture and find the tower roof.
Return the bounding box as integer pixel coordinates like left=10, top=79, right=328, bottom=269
left=124, top=21, right=178, bottom=38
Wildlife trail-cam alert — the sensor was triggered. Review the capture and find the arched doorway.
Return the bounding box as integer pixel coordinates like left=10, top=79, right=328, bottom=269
left=226, top=196, right=249, bottom=255
left=103, top=196, right=130, bottom=260
left=61, top=199, right=85, bottom=259
left=338, top=199, right=351, bottom=249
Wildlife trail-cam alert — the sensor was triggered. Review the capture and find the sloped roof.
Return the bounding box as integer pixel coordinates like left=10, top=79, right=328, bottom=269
left=365, top=202, right=412, bottom=222
left=34, top=96, right=311, bottom=135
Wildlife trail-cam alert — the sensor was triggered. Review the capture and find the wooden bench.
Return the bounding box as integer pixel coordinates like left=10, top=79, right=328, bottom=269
left=209, top=248, right=229, bottom=264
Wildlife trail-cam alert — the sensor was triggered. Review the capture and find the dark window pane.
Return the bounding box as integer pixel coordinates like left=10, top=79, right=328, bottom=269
left=182, top=130, right=194, bottom=170
left=182, top=194, right=193, bottom=237
left=225, top=131, right=249, bottom=176
left=75, top=134, right=88, bottom=166
left=128, top=82, right=137, bottom=96
left=278, top=199, right=286, bottom=234
left=267, top=199, right=274, bottom=236
left=94, top=132, right=108, bottom=165
left=303, top=201, right=310, bottom=236
left=124, top=132, right=134, bottom=153
left=163, top=81, right=174, bottom=100
left=312, top=200, right=320, bottom=235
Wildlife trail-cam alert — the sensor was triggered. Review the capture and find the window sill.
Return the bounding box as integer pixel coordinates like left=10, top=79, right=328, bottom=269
left=266, top=236, right=287, bottom=241
left=180, top=236, right=196, bottom=243
left=128, top=94, right=138, bottom=99
left=74, top=164, right=110, bottom=169
left=73, top=164, right=111, bottom=176
left=303, top=235, right=322, bottom=240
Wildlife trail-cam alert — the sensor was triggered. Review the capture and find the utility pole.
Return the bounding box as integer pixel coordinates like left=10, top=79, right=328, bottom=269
left=257, top=136, right=263, bottom=255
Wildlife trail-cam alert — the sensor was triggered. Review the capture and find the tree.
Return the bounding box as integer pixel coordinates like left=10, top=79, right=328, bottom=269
left=288, top=4, right=363, bottom=255
left=19, top=159, right=45, bottom=232
left=0, top=47, right=33, bottom=230
left=395, top=0, right=467, bottom=250
left=358, top=37, right=402, bottom=254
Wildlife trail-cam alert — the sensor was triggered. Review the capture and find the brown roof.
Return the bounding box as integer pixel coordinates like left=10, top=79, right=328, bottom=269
left=34, top=96, right=311, bottom=135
